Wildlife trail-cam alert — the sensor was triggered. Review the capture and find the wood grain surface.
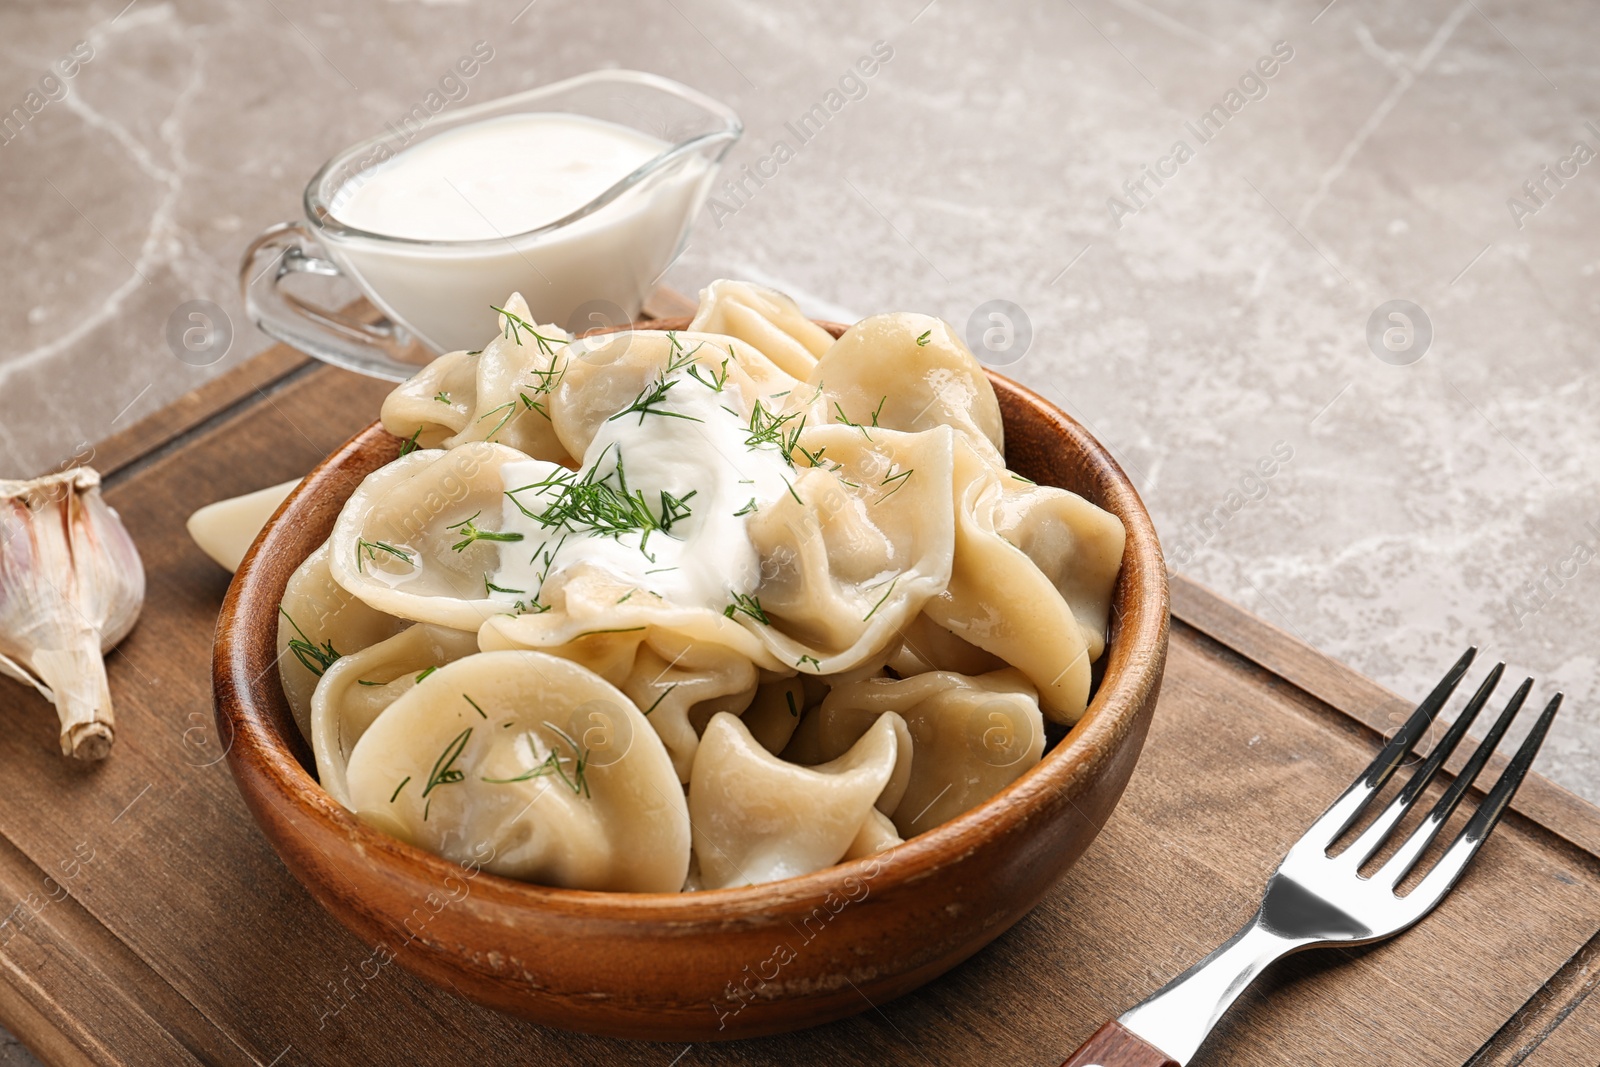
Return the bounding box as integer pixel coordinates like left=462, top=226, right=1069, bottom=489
left=0, top=306, right=1595, bottom=1064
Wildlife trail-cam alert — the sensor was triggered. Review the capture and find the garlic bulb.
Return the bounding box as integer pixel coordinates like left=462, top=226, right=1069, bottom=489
left=0, top=468, right=145, bottom=760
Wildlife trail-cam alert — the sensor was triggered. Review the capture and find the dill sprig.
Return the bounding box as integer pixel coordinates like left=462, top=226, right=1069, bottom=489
left=641, top=684, right=678, bottom=717
left=446, top=511, right=525, bottom=552
left=915, top=330, right=932, bottom=346
left=743, top=400, right=807, bottom=465
left=481, top=722, right=590, bottom=797
left=608, top=376, right=704, bottom=425
left=798, top=654, right=821, bottom=670
left=478, top=400, right=516, bottom=441
left=422, top=727, right=473, bottom=819
left=484, top=576, right=525, bottom=596
left=491, top=305, right=565, bottom=356
left=879, top=466, right=914, bottom=502
left=724, top=592, right=771, bottom=625
left=397, top=427, right=422, bottom=457
left=356, top=538, right=413, bottom=573
left=863, top=577, right=899, bottom=621
left=506, top=449, right=694, bottom=558
left=686, top=357, right=731, bottom=392
left=434, top=391, right=451, bottom=404
left=280, top=608, right=338, bottom=677
left=733, top=498, right=758, bottom=517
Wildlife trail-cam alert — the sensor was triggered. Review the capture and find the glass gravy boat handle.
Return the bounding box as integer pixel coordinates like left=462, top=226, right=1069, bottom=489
left=240, top=221, right=427, bottom=382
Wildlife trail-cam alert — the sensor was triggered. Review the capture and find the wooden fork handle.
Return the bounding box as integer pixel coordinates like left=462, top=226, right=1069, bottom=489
left=1060, top=1021, right=1179, bottom=1066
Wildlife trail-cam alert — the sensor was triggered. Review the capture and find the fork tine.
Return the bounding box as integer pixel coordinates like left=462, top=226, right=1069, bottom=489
left=1299, top=646, right=1477, bottom=850
left=1376, top=678, right=1532, bottom=886
left=1406, top=692, right=1563, bottom=906
left=1342, top=663, right=1504, bottom=869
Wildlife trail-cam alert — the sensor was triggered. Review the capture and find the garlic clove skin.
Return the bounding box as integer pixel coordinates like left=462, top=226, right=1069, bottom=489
left=186, top=479, right=298, bottom=573
left=0, top=467, right=145, bottom=760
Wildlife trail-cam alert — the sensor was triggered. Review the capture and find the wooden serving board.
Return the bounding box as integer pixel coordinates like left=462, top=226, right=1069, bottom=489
left=0, top=294, right=1597, bottom=1066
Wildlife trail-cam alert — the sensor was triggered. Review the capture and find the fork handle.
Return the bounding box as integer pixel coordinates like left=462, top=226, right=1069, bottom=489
left=1060, top=1021, right=1178, bottom=1066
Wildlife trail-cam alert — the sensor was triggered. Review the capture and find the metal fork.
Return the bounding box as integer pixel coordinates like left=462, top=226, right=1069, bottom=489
left=1061, top=648, right=1564, bottom=1067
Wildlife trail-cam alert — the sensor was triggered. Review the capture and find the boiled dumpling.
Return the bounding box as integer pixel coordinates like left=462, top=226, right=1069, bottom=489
left=737, top=424, right=956, bottom=673
left=794, top=668, right=1045, bottom=837
left=686, top=279, right=835, bottom=380
left=380, top=294, right=574, bottom=463
left=924, top=439, right=1115, bottom=722
left=326, top=441, right=543, bottom=632
left=688, top=711, right=908, bottom=888
left=278, top=541, right=407, bottom=743
left=344, top=650, right=690, bottom=892
left=801, top=312, right=1004, bottom=462
left=311, top=623, right=480, bottom=808
left=547, top=328, right=800, bottom=460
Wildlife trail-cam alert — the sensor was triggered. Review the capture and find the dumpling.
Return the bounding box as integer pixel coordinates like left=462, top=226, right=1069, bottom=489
left=924, top=439, right=1120, bottom=723
left=885, top=611, right=1006, bottom=678
left=380, top=293, right=574, bottom=463
left=277, top=541, right=407, bottom=743
left=547, top=329, right=801, bottom=460
left=325, top=441, right=542, bottom=632
left=483, top=615, right=763, bottom=783
left=738, top=675, right=807, bottom=754
left=800, top=313, right=1004, bottom=462
left=310, top=624, right=480, bottom=808
left=688, top=711, right=909, bottom=889
left=792, top=668, right=1045, bottom=838
left=686, top=279, right=835, bottom=380
left=843, top=809, right=903, bottom=859
left=992, top=476, right=1125, bottom=662
left=736, top=424, right=956, bottom=673
left=344, top=650, right=690, bottom=892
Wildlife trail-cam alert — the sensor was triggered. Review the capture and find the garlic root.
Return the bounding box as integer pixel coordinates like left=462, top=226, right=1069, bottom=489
left=0, top=468, right=144, bottom=760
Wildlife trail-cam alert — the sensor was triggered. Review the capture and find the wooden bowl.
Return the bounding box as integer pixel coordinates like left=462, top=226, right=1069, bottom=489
left=212, top=319, right=1170, bottom=1041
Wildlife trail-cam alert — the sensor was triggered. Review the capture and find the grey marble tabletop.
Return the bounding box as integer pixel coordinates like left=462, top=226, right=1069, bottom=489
left=0, top=0, right=1596, bottom=1056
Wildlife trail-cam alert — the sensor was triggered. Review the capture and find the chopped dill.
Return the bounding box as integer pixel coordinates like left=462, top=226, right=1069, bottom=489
left=642, top=684, right=678, bottom=717
left=491, top=305, right=564, bottom=355
left=389, top=776, right=410, bottom=803
left=463, top=694, right=488, bottom=719
left=733, top=498, right=758, bottom=517
left=743, top=400, right=805, bottom=464
left=447, top=511, right=525, bottom=552
left=798, top=654, right=821, bottom=670
left=357, top=679, right=381, bottom=687
left=1011, top=472, right=1036, bottom=485
left=507, top=449, right=693, bottom=558
left=784, top=690, right=800, bottom=718
left=573, top=626, right=647, bottom=638
left=783, top=478, right=804, bottom=505
left=724, top=592, right=771, bottom=625
left=434, top=391, right=451, bottom=404
left=686, top=357, right=731, bottom=392
left=477, top=400, right=517, bottom=441
left=415, top=666, right=438, bottom=684
left=608, top=376, right=703, bottom=425
left=280, top=607, right=339, bottom=677
left=397, top=427, right=423, bottom=457
left=863, top=577, right=899, bottom=621
left=421, top=727, right=473, bottom=818
left=879, top=466, right=914, bottom=502
left=617, top=589, right=636, bottom=604
left=481, top=722, right=589, bottom=797
left=916, top=330, right=931, bottom=346
left=356, top=538, right=412, bottom=573
left=484, top=576, right=525, bottom=596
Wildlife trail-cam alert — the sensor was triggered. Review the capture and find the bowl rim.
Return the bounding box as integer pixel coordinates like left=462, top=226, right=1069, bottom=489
left=214, top=322, right=1169, bottom=922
